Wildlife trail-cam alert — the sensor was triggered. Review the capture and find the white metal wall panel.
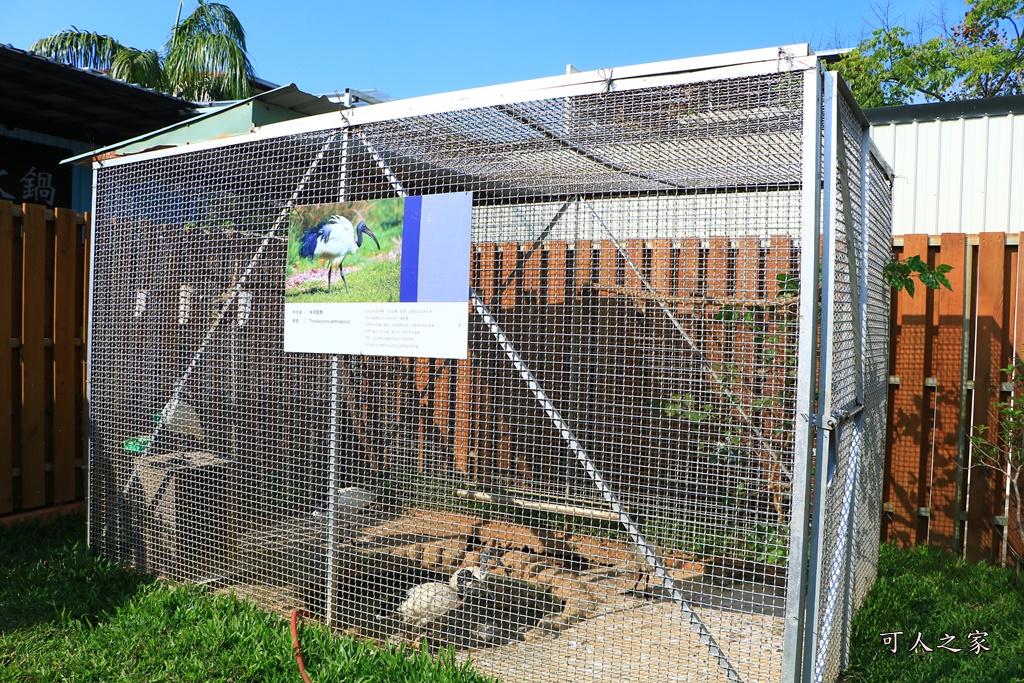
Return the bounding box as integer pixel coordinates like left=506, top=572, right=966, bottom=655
left=936, top=118, right=967, bottom=232
left=870, top=109, right=1024, bottom=235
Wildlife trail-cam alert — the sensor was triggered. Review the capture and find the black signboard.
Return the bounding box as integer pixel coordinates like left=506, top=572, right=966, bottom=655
left=0, top=137, right=74, bottom=208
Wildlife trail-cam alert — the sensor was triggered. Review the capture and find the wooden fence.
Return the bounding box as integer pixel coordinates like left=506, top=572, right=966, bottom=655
left=887, top=233, right=1024, bottom=566
left=1, top=198, right=1020, bottom=567
left=0, top=201, right=88, bottom=515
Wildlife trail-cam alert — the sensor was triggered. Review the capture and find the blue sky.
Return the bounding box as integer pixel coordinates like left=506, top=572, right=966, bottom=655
left=6, top=0, right=946, bottom=100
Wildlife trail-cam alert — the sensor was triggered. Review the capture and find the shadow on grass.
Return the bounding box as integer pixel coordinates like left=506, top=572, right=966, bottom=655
left=0, top=511, right=154, bottom=633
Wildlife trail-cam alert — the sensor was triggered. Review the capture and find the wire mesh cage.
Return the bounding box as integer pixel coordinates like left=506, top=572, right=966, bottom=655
left=85, top=46, right=892, bottom=683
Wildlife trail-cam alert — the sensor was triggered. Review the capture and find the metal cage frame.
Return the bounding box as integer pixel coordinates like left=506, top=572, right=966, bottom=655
left=85, top=45, right=892, bottom=683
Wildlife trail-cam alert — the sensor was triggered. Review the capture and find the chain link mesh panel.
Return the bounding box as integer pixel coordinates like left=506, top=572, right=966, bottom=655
left=88, top=64, right=889, bottom=683
left=809, top=91, right=892, bottom=683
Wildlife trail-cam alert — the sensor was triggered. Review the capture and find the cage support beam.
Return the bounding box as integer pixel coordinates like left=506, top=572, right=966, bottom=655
left=324, top=128, right=354, bottom=627
left=782, top=65, right=825, bottom=683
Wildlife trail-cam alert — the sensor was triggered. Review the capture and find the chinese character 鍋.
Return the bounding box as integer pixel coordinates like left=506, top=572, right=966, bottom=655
left=20, top=166, right=56, bottom=206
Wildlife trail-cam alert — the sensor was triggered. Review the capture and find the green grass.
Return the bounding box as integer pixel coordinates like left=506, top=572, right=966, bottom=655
left=10, top=513, right=1020, bottom=682
left=286, top=256, right=403, bottom=304
left=0, top=513, right=496, bottom=683
left=843, top=543, right=1024, bottom=682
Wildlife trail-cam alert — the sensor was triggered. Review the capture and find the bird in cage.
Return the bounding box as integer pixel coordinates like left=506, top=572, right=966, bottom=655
left=311, top=485, right=377, bottom=526
left=298, top=215, right=380, bottom=293
left=385, top=565, right=488, bottom=642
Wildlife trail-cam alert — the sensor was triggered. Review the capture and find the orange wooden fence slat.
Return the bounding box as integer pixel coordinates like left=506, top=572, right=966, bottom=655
left=524, top=243, right=542, bottom=296
left=433, top=359, right=452, bottom=454
left=625, top=238, right=645, bottom=293
left=597, top=242, right=617, bottom=295
left=415, top=357, right=430, bottom=473
left=0, top=202, right=14, bottom=514
left=79, top=215, right=89, bottom=502
left=677, top=238, right=701, bottom=304
left=762, top=236, right=794, bottom=499
left=967, top=233, right=1008, bottom=562
left=547, top=241, right=566, bottom=305
left=454, top=356, right=472, bottom=472
left=53, top=208, right=78, bottom=504
left=926, top=233, right=967, bottom=549
left=735, top=237, right=762, bottom=406
left=649, top=239, right=672, bottom=296
left=575, top=240, right=592, bottom=289
left=887, top=233, right=930, bottom=547
left=500, top=243, right=518, bottom=309
left=1011, top=234, right=1024, bottom=562
left=476, top=244, right=496, bottom=300
left=20, top=204, right=47, bottom=510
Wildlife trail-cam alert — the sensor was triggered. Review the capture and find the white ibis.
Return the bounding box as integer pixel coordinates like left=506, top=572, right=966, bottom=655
left=383, top=566, right=488, bottom=641
left=312, top=486, right=377, bottom=523
left=298, top=215, right=380, bottom=293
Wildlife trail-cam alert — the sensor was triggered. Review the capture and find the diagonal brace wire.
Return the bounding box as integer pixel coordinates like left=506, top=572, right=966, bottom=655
left=580, top=198, right=792, bottom=483
left=103, top=130, right=342, bottom=538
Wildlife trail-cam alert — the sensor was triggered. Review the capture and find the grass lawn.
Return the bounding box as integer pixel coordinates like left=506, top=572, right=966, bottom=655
left=843, top=543, right=1024, bottom=682
left=5, top=513, right=1022, bottom=683
left=0, top=513, right=495, bottom=683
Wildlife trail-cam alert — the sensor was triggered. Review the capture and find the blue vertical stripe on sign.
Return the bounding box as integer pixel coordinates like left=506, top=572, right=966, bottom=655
left=400, top=195, right=422, bottom=302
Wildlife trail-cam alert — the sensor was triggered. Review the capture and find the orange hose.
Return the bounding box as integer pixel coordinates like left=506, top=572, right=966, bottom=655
left=290, top=609, right=313, bottom=683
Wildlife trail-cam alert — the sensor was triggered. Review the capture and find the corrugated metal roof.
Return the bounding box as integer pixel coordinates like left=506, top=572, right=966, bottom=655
left=868, top=97, right=1024, bottom=235
left=0, top=43, right=195, bottom=144
left=65, top=84, right=344, bottom=164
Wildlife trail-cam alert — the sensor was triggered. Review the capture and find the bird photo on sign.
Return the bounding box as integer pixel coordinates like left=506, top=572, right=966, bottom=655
left=283, top=191, right=472, bottom=359
left=285, top=198, right=404, bottom=303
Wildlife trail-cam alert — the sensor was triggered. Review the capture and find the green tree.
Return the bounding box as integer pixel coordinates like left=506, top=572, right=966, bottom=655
left=31, top=1, right=255, bottom=102
left=833, top=0, right=1024, bottom=107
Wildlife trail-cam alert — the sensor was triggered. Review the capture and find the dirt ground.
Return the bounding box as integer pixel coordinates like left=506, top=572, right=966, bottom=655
left=224, top=507, right=787, bottom=683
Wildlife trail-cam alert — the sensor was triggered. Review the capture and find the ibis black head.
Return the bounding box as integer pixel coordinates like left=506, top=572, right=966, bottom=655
left=450, top=567, right=486, bottom=594
left=356, top=221, right=380, bottom=249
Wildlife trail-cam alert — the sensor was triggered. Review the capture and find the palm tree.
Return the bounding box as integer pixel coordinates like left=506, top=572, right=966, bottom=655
left=30, top=1, right=255, bottom=102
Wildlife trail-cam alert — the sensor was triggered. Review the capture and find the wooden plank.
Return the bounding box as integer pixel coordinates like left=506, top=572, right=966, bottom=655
left=415, top=357, right=430, bottom=473
left=78, top=214, right=89, bottom=502
left=453, top=356, right=472, bottom=473
left=887, top=233, right=930, bottom=546
left=574, top=240, right=593, bottom=289
left=735, top=237, right=761, bottom=406
left=20, top=204, right=47, bottom=509
left=433, top=359, right=452, bottom=461
left=1010, top=234, right=1024, bottom=563
left=926, top=233, right=966, bottom=550
left=476, top=244, right=497, bottom=301
left=523, top=243, right=542, bottom=297
left=762, top=236, right=794, bottom=518
left=470, top=354, right=491, bottom=483
left=677, top=238, right=701, bottom=302
left=966, top=233, right=1006, bottom=562
left=500, top=243, right=518, bottom=310
left=597, top=241, right=617, bottom=295
left=52, top=208, right=78, bottom=504
left=547, top=241, right=566, bottom=305
left=649, top=239, right=672, bottom=296
left=625, top=239, right=645, bottom=310
left=0, top=202, right=14, bottom=513
left=705, top=236, right=731, bottom=416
